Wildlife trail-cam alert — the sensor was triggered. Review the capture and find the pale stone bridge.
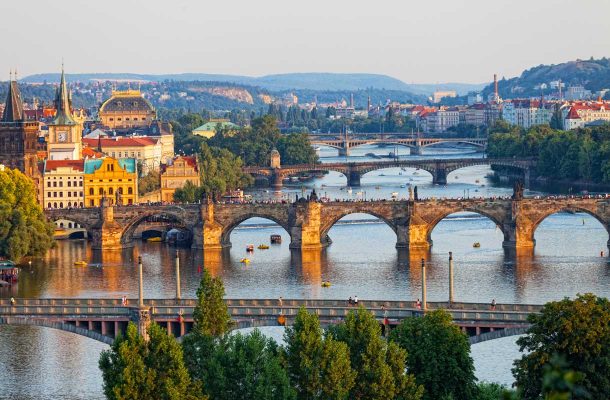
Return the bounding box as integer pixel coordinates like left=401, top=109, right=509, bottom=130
left=308, top=136, right=488, bottom=157
left=0, top=298, right=536, bottom=345
left=44, top=196, right=610, bottom=251
left=244, top=157, right=535, bottom=188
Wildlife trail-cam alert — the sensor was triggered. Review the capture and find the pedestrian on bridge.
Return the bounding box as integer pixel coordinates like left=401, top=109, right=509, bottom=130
left=416, top=299, right=421, bottom=310
left=10, top=297, right=15, bottom=306
left=491, top=299, right=496, bottom=311
left=354, top=295, right=358, bottom=306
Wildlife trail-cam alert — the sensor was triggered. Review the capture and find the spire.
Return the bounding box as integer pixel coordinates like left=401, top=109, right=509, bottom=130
left=51, top=65, right=76, bottom=126
left=1, top=70, right=24, bottom=122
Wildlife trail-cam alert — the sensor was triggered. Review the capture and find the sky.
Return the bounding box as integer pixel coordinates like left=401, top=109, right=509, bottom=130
left=1, top=0, right=609, bottom=84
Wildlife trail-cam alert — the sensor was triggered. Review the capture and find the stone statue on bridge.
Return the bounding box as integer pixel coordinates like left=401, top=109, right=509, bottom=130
left=512, top=180, right=524, bottom=200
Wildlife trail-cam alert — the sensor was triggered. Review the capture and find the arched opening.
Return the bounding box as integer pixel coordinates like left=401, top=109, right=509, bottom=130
left=322, top=212, right=397, bottom=248
left=422, top=141, right=484, bottom=155
left=315, top=144, right=342, bottom=158
left=446, top=164, right=494, bottom=187
left=428, top=211, right=506, bottom=252
left=361, top=166, right=433, bottom=187
left=122, top=213, right=192, bottom=246
left=533, top=210, right=609, bottom=257
left=222, top=216, right=291, bottom=250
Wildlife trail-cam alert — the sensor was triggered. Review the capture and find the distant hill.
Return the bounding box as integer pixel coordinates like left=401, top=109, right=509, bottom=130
left=21, top=72, right=482, bottom=95
left=481, top=58, right=610, bottom=99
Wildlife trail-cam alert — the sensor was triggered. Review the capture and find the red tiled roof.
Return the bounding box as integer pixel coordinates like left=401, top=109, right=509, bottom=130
left=44, top=160, right=84, bottom=172
left=82, top=147, right=104, bottom=158
left=82, top=136, right=158, bottom=148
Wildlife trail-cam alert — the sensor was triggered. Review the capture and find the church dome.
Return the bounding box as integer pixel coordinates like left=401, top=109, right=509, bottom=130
left=99, top=90, right=155, bottom=114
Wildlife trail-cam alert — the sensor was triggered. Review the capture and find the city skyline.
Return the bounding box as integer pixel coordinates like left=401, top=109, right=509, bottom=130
left=1, top=0, right=609, bottom=84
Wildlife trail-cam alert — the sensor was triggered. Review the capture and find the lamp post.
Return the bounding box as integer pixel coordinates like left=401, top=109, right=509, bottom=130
left=449, top=252, right=454, bottom=306
left=421, top=258, right=427, bottom=312
left=175, top=250, right=181, bottom=300
left=138, top=256, right=144, bottom=307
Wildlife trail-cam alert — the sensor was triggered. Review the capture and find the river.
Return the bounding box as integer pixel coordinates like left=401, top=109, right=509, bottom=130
left=0, top=145, right=608, bottom=399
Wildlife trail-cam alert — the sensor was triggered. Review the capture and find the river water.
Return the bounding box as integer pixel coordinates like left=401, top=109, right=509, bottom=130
left=0, top=145, right=608, bottom=399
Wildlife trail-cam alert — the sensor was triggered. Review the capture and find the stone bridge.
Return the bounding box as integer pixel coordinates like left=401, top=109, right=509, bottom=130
left=244, top=157, right=536, bottom=188
left=44, top=196, right=610, bottom=251
left=308, top=136, right=488, bottom=156
left=0, top=298, right=538, bottom=345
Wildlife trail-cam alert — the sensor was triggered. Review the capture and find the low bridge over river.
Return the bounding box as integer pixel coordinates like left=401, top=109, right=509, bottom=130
left=244, top=157, right=536, bottom=188
left=308, top=136, right=488, bottom=157
left=44, top=195, right=610, bottom=251
left=0, top=298, right=536, bottom=345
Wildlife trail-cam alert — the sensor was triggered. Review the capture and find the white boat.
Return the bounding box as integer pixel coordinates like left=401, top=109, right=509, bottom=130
left=391, top=192, right=399, bottom=199
left=347, top=187, right=353, bottom=194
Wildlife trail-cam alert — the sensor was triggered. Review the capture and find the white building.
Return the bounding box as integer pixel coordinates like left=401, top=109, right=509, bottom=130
left=563, top=102, right=610, bottom=130
left=502, top=100, right=553, bottom=129
left=43, top=160, right=85, bottom=209
left=421, top=108, right=460, bottom=132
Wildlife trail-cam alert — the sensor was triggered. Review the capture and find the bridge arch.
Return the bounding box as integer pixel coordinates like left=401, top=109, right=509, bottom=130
left=0, top=317, right=115, bottom=345
left=120, top=209, right=193, bottom=245
left=530, top=207, right=610, bottom=248
left=420, top=140, right=485, bottom=149
left=220, top=214, right=293, bottom=248
left=426, top=208, right=510, bottom=245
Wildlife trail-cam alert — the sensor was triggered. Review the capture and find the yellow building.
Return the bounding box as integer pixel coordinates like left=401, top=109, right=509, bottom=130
left=160, top=156, right=199, bottom=202
left=99, top=89, right=156, bottom=129
left=83, top=136, right=162, bottom=172
left=84, top=157, right=137, bottom=207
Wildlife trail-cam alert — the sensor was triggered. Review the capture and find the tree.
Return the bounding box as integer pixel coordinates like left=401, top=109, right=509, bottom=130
left=203, top=330, right=296, bottom=400
left=99, top=322, right=204, bottom=400
left=173, top=180, right=199, bottom=203
left=137, top=169, right=160, bottom=196
left=0, top=167, right=53, bottom=261
left=284, top=307, right=355, bottom=400
left=390, top=309, right=478, bottom=400
left=513, top=294, right=610, bottom=399
left=277, top=133, right=318, bottom=165
left=192, top=268, right=233, bottom=336
left=328, top=307, right=423, bottom=400
left=197, top=142, right=253, bottom=199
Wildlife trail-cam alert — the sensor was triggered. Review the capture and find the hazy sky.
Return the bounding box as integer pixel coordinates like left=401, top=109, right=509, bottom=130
left=1, top=0, right=609, bottom=83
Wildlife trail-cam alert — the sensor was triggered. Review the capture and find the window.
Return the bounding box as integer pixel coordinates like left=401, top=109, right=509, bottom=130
left=80, top=192, right=83, bottom=197
left=99, top=188, right=104, bottom=195
left=59, top=181, right=63, bottom=187
left=109, top=118, right=114, bottom=122
left=67, top=192, right=71, bottom=197
left=53, top=192, right=57, bottom=197
left=89, top=188, right=94, bottom=195
left=89, top=200, right=94, bottom=206
left=47, top=181, right=51, bottom=187
left=53, top=181, right=57, bottom=187
left=68, top=181, right=71, bottom=187
left=127, top=187, right=133, bottom=195
left=67, top=202, right=71, bottom=208
left=79, top=181, right=83, bottom=187
left=80, top=202, right=83, bottom=207
left=59, top=202, right=63, bottom=208
left=53, top=202, right=57, bottom=208
left=47, top=202, right=51, bottom=208
left=108, top=188, right=114, bottom=195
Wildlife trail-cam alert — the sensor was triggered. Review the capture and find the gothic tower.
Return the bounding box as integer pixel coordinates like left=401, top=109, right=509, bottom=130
left=47, top=67, right=82, bottom=160
left=0, top=72, right=40, bottom=178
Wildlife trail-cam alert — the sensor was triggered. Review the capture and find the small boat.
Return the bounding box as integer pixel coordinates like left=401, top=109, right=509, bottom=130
left=375, top=186, right=381, bottom=189
left=321, top=281, right=331, bottom=287
left=347, top=187, right=353, bottom=194
left=240, top=258, right=250, bottom=264
left=391, top=192, right=399, bottom=199
left=455, top=176, right=459, bottom=179
left=147, top=237, right=162, bottom=242
left=473, top=242, right=481, bottom=248
left=258, top=244, right=270, bottom=250
left=74, top=261, right=88, bottom=267
left=400, top=184, right=406, bottom=188
left=379, top=173, right=386, bottom=177
left=0, top=260, right=19, bottom=282
left=270, top=235, right=282, bottom=244
left=475, top=179, right=480, bottom=183
left=246, top=244, right=254, bottom=252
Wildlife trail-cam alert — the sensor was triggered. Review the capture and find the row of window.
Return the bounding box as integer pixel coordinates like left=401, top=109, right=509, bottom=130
left=108, top=117, right=147, bottom=122
left=110, top=151, right=141, bottom=158
left=47, top=202, right=84, bottom=209
left=88, top=187, right=134, bottom=195
left=56, top=221, right=81, bottom=228
left=46, top=191, right=83, bottom=198
left=46, top=181, right=83, bottom=188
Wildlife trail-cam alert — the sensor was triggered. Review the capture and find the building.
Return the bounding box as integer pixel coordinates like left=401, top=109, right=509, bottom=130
left=47, top=68, right=82, bottom=160
left=563, top=101, right=610, bottom=130
left=501, top=99, right=553, bottom=129
left=82, top=136, right=162, bottom=172
left=565, top=85, right=592, bottom=101
left=98, top=89, right=156, bottom=130
left=0, top=74, right=41, bottom=193
left=84, top=157, right=137, bottom=207
left=160, top=156, right=199, bottom=202
left=420, top=108, right=460, bottom=132
left=432, top=91, right=457, bottom=103
left=464, top=104, right=486, bottom=126
left=42, top=160, right=84, bottom=209
left=192, top=119, right=239, bottom=138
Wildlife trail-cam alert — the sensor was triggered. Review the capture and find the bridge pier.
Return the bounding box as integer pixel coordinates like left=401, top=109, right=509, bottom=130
left=271, top=171, right=283, bottom=191
left=348, top=169, right=361, bottom=187
left=431, top=168, right=447, bottom=185
left=411, top=146, right=423, bottom=156
left=338, top=147, right=350, bottom=157
left=91, top=201, right=128, bottom=250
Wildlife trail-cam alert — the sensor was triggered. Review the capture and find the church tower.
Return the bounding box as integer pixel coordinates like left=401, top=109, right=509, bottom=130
left=0, top=72, right=40, bottom=177
left=47, top=67, right=82, bottom=160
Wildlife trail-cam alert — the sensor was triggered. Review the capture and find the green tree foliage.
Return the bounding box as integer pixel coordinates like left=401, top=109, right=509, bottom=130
left=192, top=268, right=233, bottom=336
left=0, top=168, right=53, bottom=261
left=284, top=307, right=355, bottom=400
left=277, top=133, right=318, bottom=165
left=390, top=309, right=478, bottom=400
left=99, top=322, right=204, bottom=400
left=202, top=330, right=296, bottom=400
left=197, top=142, right=253, bottom=199
left=137, top=169, right=160, bottom=196
left=328, top=307, right=423, bottom=400
left=172, top=180, right=199, bottom=203
left=475, top=382, right=516, bottom=400
left=169, top=112, right=206, bottom=155
left=512, top=294, right=610, bottom=399
left=488, top=122, right=610, bottom=182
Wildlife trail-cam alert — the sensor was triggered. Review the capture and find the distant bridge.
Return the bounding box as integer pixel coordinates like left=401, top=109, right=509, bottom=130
left=308, top=136, right=488, bottom=156
left=244, top=157, right=536, bottom=188
left=0, top=298, right=536, bottom=345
